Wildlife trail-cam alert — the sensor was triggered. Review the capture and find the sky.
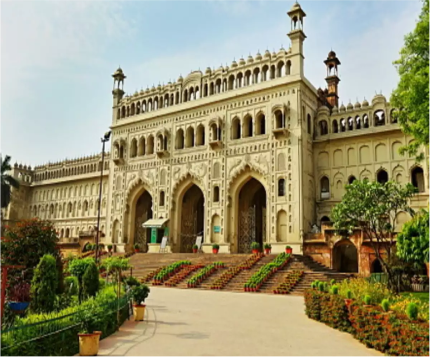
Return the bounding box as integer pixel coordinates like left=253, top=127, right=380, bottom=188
left=1, top=0, right=422, bottom=167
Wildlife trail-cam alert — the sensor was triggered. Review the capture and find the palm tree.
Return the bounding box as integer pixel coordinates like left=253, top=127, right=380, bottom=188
left=1, top=155, right=20, bottom=209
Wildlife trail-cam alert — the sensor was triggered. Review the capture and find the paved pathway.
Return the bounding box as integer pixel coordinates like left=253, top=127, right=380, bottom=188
left=98, top=288, right=381, bottom=356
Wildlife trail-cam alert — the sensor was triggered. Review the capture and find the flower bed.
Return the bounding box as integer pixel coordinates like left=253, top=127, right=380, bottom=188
left=304, top=289, right=429, bottom=356
left=187, top=262, right=225, bottom=288
left=210, top=255, right=263, bottom=290
left=244, top=253, right=290, bottom=292
left=164, top=264, right=204, bottom=287
left=152, top=261, right=191, bottom=285
left=273, top=270, right=303, bottom=294
left=141, top=267, right=165, bottom=283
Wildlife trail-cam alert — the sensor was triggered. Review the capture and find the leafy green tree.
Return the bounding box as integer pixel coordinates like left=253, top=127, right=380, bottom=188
left=30, top=254, right=58, bottom=313
left=396, top=209, right=429, bottom=268
left=68, top=257, right=95, bottom=304
left=331, top=180, right=417, bottom=291
left=1, top=155, right=20, bottom=209
left=390, top=0, right=429, bottom=158
left=82, top=261, right=100, bottom=298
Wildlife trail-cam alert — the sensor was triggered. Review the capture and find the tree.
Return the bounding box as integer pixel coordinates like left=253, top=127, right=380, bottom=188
left=1, top=218, right=60, bottom=285
left=82, top=261, right=100, bottom=298
left=68, top=257, right=95, bottom=304
left=1, top=155, right=20, bottom=209
left=390, top=0, right=429, bottom=158
left=331, top=180, right=417, bottom=292
left=30, top=254, right=58, bottom=313
left=396, top=209, right=429, bottom=268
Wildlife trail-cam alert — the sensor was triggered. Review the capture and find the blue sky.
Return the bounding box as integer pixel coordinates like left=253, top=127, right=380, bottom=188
left=1, top=0, right=422, bottom=166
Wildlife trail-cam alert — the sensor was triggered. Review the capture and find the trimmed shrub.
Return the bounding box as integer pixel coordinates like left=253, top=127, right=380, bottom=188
left=346, top=289, right=353, bottom=299
left=320, top=294, right=351, bottom=332
left=82, top=261, right=100, bottom=298
left=331, top=285, right=339, bottom=295
left=363, top=295, right=371, bottom=305
left=381, top=299, right=390, bottom=312
left=304, top=289, right=322, bottom=321
left=30, top=254, right=58, bottom=313
left=406, top=302, right=418, bottom=320
left=68, top=257, right=95, bottom=303
left=318, top=281, right=325, bottom=292
left=64, top=276, right=78, bottom=296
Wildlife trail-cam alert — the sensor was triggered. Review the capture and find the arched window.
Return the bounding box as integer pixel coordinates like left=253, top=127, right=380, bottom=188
left=320, top=216, right=330, bottom=226
left=138, top=137, right=146, bottom=156
left=236, top=73, right=243, bottom=88
left=147, top=135, right=154, bottom=154
left=130, top=138, right=137, bottom=158
left=278, top=178, right=285, bottom=196
left=255, top=113, right=265, bottom=135
left=121, top=106, right=126, bottom=118
left=320, top=176, right=330, bottom=200
left=175, top=92, right=179, bottom=104
left=210, top=123, right=218, bottom=141
left=228, top=75, right=235, bottom=90
left=374, top=110, right=385, bottom=126
left=157, top=134, right=164, bottom=152
left=243, top=115, right=253, bottom=137
left=213, top=186, right=220, bottom=202
left=348, top=176, right=356, bottom=184
left=270, top=65, right=276, bottom=79
left=355, top=116, right=361, bottom=129
left=319, top=120, right=328, bottom=135
left=377, top=170, right=388, bottom=184
left=244, top=71, right=251, bottom=86
left=277, top=61, right=285, bottom=77
left=411, top=167, right=425, bottom=192
left=159, top=191, right=165, bottom=206
left=262, top=65, right=269, bottom=81
left=286, top=60, right=291, bottom=75
left=142, top=101, right=146, bottom=113
left=131, top=103, right=135, bottom=115
left=340, top=118, right=346, bottom=132
left=307, top=114, right=312, bottom=134
left=185, top=127, right=195, bottom=148
left=275, top=110, right=284, bottom=129
left=348, top=117, right=354, bottom=130
left=232, top=117, right=241, bottom=139
left=196, top=125, right=205, bottom=146
left=332, top=120, right=339, bottom=133
left=176, top=129, right=184, bottom=149
left=363, top=114, right=369, bottom=128
left=213, top=162, right=220, bottom=179
left=65, top=228, right=70, bottom=238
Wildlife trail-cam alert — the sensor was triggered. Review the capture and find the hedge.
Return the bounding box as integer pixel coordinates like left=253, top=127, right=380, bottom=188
left=304, top=289, right=429, bottom=356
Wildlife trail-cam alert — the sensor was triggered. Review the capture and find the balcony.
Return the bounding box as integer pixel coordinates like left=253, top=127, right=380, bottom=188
left=156, top=148, right=169, bottom=158
left=209, top=139, right=223, bottom=149
left=272, top=127, right=289, bottom=139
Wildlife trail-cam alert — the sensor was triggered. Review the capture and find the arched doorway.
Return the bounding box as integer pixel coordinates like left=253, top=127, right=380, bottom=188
left=133, top=191, right=153, bottom=253
left=333, top=239, right=358, bottom=272
left=180, top=184, right=204, bottom=252
left=237, top=178, right=266, bottom=253
left=371, top=259, right=383, bottom=273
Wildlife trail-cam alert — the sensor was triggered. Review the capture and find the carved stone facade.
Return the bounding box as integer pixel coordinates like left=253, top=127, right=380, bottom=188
left=4, top=3, right=429, bottom=272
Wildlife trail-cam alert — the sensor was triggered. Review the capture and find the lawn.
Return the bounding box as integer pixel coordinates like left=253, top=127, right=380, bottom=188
left=400, top=291, right=429, bottom=303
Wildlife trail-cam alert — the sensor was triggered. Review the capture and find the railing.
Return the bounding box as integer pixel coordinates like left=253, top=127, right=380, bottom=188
left=1, top=293, right=131, bottom=356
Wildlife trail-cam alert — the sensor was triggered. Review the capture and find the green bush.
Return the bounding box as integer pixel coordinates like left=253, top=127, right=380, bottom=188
left=304, top=289, right=322, bottom=321
left=318, top=282, right=325, bottom=292
left=68, top=257, right=95, bottom=303
left=250, top=242, right=260, bottom=250
left=82, top=261, right=100, bottom=298
left=331, top=285, right=339, bottom=295
left=381, top=299, right=390, bottom=312
left=330, top=279, right=336, bottom=286
left=346, top=289, right=353, bottom=299
left=123, top=276, right=139, bottom=288
left=64, top=276, right=78, bottom=296
left=406, top=302, right=418, bottom=320
left=30, top=254, right=58, bottom=313
left=339, top=277, right=391, bottom=303
left=363, top=295, right=371, bottom=305
left=131, top=284, right=150, bottom=305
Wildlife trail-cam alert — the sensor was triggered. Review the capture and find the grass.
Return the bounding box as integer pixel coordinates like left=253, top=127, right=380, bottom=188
left=400, top=292, right=429, bottom=303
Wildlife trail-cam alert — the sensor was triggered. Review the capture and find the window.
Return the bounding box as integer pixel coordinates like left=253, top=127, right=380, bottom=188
left=196, top=125, right=205, bottom=146
left=377, top=170, right=388, bottom=184
left=232, top=118, right=241, bottom=139
left=278, top=179, right=285, bottom=196
left=374, top=110, right=385, bottom=126
left=332, top=120, right=339, bottom=133
left=320, top=177, right=330, bottom=200
left=256, top=113, right=266, bottom=135
left=411, top=167, right=425, bottom=192
left=307, top=114, right=311, bottom=134
left=185, top=127, right=195, bottom=148
left=159, top=191, right=165, bottom=206
left=176, top=129, right=184, bottom=149
left=213, top=186, right=220, bottom=202
left=147, top=135, right=154, bottom=154
left=243, top=115, right=253, bottom=137
left=275, top=110, right=284, bottom=129
left=348, top=176, right=357, bottom=184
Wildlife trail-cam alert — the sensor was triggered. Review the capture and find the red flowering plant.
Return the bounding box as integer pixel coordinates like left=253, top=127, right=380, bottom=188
left=1, top=218, right=60, bottom=286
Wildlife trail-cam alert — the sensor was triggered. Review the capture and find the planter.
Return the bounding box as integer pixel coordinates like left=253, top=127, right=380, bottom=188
left=286, top=248, right=293, bottom=254
left=252, top=249, right=259, bottom=254
left=133, top=304, right=146, bottom=321
left=264, top=249, right=271, bottom=255
left=8, top=302, right=29, bottom=314
left=193, top=249, right=198, bottom=253
left=212, top=249, right=219, bottom=254
left=78, top=332, right=100, bottom=356
left=135, top=249, right=139, bottom=253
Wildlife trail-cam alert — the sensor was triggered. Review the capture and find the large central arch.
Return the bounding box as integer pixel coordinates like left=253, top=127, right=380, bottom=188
left=333, top=239, right=358, bottom=272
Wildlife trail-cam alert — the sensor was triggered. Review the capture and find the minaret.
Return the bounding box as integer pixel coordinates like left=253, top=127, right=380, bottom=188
left=324, top=51, right=341, bottom=107
left=112, top=67, right=126, bottom=107
left=287, top=2, right=306, bottom=76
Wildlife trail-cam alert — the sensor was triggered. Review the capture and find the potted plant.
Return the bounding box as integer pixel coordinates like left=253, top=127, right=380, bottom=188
left=8, top=281, right=31, bottom=314
left=212, top=244, right=220, bottom=254
left=107, top=244, right=113, bottom=252
left=285, top=245, right=293, bottom=254
left=264, top=243, right=272, bottom=255
left=134, top=243, right=140, bottom=253
left=251, top=242, right=260, bottom=254
left=78, top=311, right=102, bottom=356
left=131, top=283, right=150, bottom=321
left=192, top=244, right=199, bottom=253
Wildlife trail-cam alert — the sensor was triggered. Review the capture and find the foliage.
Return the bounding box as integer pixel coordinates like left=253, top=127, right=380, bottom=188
left=30, top=254, right=58, bottom=313
left=250, top=242, right=260, bottom=250
left=107, top=244, right=113, bottom=250
left=363, top=295, right=371, bottom=305
left=212, top=244, right=220, bottom=250
left=391, top=293, right=428, bottom=321
left=338, top=278, right=392, bottom=303
left=131, top=284, right=150, bottom=305
left=187, top=262, right=224, bottom=288
left=164, top=264, right=203, bottom=287
left=9, top=281, right=31, bottom=302
left=390, top=0, right=429, bottom=158
left=331, top=180, right=416, bottom=291
left=405, top=302, right=419, bottom=320
left=318, top=282, right=325, bottom=292
left=304, top=289, right=322, bottom=321
left=134, top=243, right=140, bottom=250
left=381, top=299, right=390, bottom=312
left=244, top=253, right=290, bottom=291
left=320, top=293, right=351, bottom=332
left=68, top=257, right=95, bottom=303
left=264, top=243, right=272, bottom=249
left=82, top=261, right=100, bottom=298
left=1, top=154, right=20, bottom=209
left=346, top=289, right=352, bottom=299
left=1, top=218, right=60, bottom=285
left=331, top=285, right=339, bottom=295
left=192, top=244, right=198, bottom=249
left=123, top=276, right=140, bottom=288
left=152, top=260, right=191, bottom=285
left=397, top=210, right=429, bottom=266
left=64, top=276, right=78, bottom=296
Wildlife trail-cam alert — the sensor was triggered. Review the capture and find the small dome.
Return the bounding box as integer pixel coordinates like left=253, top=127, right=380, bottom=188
left=134, top=90, right=138, bottom=95
left=255, top=51, right=262, bottom=60
left=372, top=94, right=386, bottom=105
left=231, top=60, right=238, bottom=68
left=247, top=55, right=254, bottom=63
left=332, top=105, right=339, bottom=113
left=177, top=75, right=183, bottom=82
left=264, top=50, right=271, bottom=58
left=205, top=67, right=212, bottom=74
left=318, top=105, right=330, bottom=114
left=218, top=65, right=224, bottom=71
left=151, top=85, right=156, bottom=92
left=290, top=2, right=302, bottom=12
left=239, top=57, right=246, bottom=65
left=140, top=88, right=144, bottom=94
left=278, top=46, right=286, bottom=55
left=157, top=83, right=162, bottom=89
left=328, top=50, right=336, bottom=58
left=354, top=100, right=361, bottom=109
left=145, top=87, right=150, bottom=93
left=347, top=102, right=353, bottom=110
left=362, top=98, right=369, bottom=107
left=271, top=51, right=277, bottom=58
left=113, top=67, right=124, bottom=76
left=340, top=103, right=346, bottom=111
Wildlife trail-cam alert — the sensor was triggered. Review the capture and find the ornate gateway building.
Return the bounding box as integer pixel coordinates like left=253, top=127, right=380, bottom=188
left=5, top=3, right=428, bottom=274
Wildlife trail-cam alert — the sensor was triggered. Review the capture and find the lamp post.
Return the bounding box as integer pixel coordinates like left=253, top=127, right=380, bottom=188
left=95, top=130, right=111, bottom=264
